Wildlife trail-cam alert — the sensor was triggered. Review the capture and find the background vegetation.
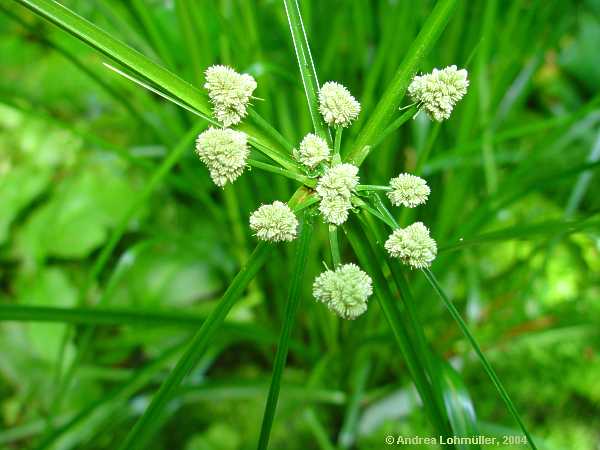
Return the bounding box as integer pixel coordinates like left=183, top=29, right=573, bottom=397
left=1, top=0, right=599, bottom=449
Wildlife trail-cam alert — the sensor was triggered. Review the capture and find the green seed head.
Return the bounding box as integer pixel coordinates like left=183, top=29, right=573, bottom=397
left=318, top=81, right=361, bottom=128
left=387, top=173, right=430, bottom=207
left=318, top=195, right=352, bottom=226
left=312, top=263, right=372, bottom=319
left=204, top=65, right=257, bottom=127
left=385, top=222, right=437, bottom=269
left=316, top=163, right=359, bottom=199
left=249, top=201, right=298, bottom=242
left=316, top=163, right=359, bottom=225
left=408, top=65, right=469, bottom=122
left=195, top=127, right=249, bottom=187
left=294, top=133, right=331, bottom=169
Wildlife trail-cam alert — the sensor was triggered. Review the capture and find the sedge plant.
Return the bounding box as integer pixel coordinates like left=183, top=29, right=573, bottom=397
left=3, top=0, right=598, bottom=449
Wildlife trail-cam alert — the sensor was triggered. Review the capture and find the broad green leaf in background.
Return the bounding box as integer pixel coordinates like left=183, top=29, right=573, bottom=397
left=560, top=14, right=600, bottom=91
left=15, top=163, right=135, bottom=261
left=0, top=167, right=50, bottom=245
left=108, top=240, right=223, bottom=308
left=17, top=267, right=76, bottom=363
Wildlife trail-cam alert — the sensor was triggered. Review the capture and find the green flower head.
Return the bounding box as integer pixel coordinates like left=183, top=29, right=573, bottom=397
left=408, top=65, right=469, bottom=122
left=313, top=263, right=372, bottom=319
left=249, top=201, right=298, bottom=242
left=204, top=65, right=257, bottom=127
left=318, top=81, right=361, bottom=128
left=195, top=127, right=249, bottom=187
left=385, top=222, right=437, bottom=269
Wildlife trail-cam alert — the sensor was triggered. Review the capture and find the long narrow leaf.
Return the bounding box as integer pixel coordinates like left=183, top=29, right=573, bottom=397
left=422, top=268, right=538, bottom=450
left=439, top=360, right=481, bottom=450
left=346, top=0, right=458, bottom=165
left=12, top=0, right=211, bottom=114
left=12, top=0, right=289, bottom=158
left=283, top=0, right=330, bottom=142
left=257, top=211, right=313, bottom=450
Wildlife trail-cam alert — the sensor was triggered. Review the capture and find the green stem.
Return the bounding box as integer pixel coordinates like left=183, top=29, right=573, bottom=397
left=422, top=268, right=538, bottom=450
left=249, top=109, right=294, bottom=154
left=257, top=212, right=314, bottom=450
left=357, top=212, right=447, bottom=422
left=356, top=185, right=392, bottom=192
left=283, top=0, right=331, bottom=144
left=328, top=225, right=342, bottom=268
left=248, top=159, right=315, bottom=187
left=374, top=104, right=419, bottom=148
left=248, top=137, right=299, bottom=172
left=333, top=127, right=343, bottom=164
left=415, top=122, right=441, bottom=175
left=290, top=189, right=320, bottom=213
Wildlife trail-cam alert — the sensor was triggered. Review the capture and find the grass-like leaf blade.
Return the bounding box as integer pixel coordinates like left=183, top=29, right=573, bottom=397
left=257, top=211, right=314, bottom=450
left=422, top=268, right=538, bottom=450
left=283, top=0, right=330, bottom=143
left=12, top=0, right=211, bottom=115
left=347, top=0, right=459, bottom=165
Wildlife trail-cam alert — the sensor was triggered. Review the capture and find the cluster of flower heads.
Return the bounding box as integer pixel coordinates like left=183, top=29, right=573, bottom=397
left=196, top=65, right=256, bottom=187
left=385, top=222, right=437, bottom=269
left=408, top=65, right=469, bottom=122
left=204, top=65, right=257, bottom=127
left=387, top=173, right=430, bottom=208
left=193, top=64, right=463, bottom=321
left=316, top=163, right=359, bottom=225
left=195, top=128, right=248, bottom=187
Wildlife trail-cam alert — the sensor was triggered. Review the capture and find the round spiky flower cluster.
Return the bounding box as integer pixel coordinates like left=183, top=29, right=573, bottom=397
left=204, top=65, right=257, bottom=127
left=195, top=127, right=249, bottom=187
left=316, top=163, right=359, bottom=225
left=249, top=201, right=298, bottom=242
left=318, top=81, right=361, bottom=128
left=294, top=133, right=331, bottom=169
left=408, top=65, right=469, bottom=122
left=385, top=222, right=437, bottom=269
left=312, top=263, right=373, bottom=319
left=387, top=173, right=430, bottom=207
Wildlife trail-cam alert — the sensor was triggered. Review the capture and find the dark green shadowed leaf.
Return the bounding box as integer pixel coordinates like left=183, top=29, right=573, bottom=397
left=438, top=360, right=481, bottom=450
